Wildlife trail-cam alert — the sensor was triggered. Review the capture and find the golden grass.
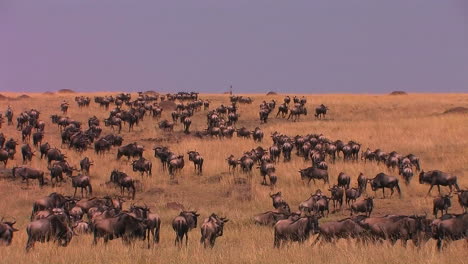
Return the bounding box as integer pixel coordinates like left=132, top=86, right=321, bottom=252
left=0, top=93, right=467, bottom=263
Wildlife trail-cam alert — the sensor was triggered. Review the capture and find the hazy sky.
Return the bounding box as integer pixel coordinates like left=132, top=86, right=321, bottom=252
left=1, top=0, right=467, bottom=93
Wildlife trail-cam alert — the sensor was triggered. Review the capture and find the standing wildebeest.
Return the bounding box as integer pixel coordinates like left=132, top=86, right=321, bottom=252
left=419, top=170, right=460, bottom=196
left=172, top=211, right=200, bottom=247
left=433, top=195, right=452, bottom=218
left=253, top=127, right=264, bottom=142
left=357, top=173, right=367, bottom=193
left=129, top=205, right=161, bottom=246
left=345, top=188, right=361, bottom=206
left=39, top=142, right=50, bottom=159
left=276, top=103, right=289, bottom=118
left=312, top=217, right=368, bottom=244
left=431, top=213, right=468, bottom=250
left=21, top=144, right=35, bottom=164
left=132, top=157, right=152, bottom=176
left=274, top=214, right=320, bottom=248
left=187, top=151, right=203, bottom=174
left=287, top=105, right=307, bottom=121
left=328, top=185, right=344, bottom=211
left=69, top=174, right=92, bottom=198
left=30, top=193, right=70, bottom=220
left=12, top=166, right=45, bottom=187
left=368, top=173, right=401, bottom=198
left=182, top=117, right=191, bottom=134
left=0, top=218, right=18, bottom=246
left=48, top=164, right=64, bottom=186
left=457, top=190, right=468, bottom=213
left=239, top=156, right=254, bottom=173
left=226, top=155, right=240, bottom=173
left=299, top=167, right=329, bottom=185
left=80, top=157, right=93, bottom=175
left=253, top=211, right=292, bottom=226
left=92, top=213, right=147, bottom=245
left=315, top=104, right=328, bottom=119
left=46, top=148, right=66, bottom=165
left=200, top=213, right=229, bottom=248
left=401, top=166, right=413, bottom=185
left=26, top=214, right=74, bottom=251
left=168, top=155, right=185, bottom=176
left=337, top=172, right=351, bottom=189
left=158, top=120, right=174, bottom=132
left=351, top=197, right=374, bottom=216
left=117, top=142, right=144, bottom=160
left=270, top=192, right=290, bottom=213
left=32, top=132, right=44, bottom=147
left=109, top=170, right=136, bottom=199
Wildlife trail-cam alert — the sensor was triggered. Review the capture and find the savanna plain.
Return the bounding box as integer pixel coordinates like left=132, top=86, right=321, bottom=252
left=0, top=92, right=467, bottom=264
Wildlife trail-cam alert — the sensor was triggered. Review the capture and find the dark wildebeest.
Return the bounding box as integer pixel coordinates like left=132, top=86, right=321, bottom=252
left=345, top=188, right=361, bottom=206
left=351, top=197, right=374, bottom=217
left=328, top=185, right=344, bottom=211
left=312, top=217, right=368, bottom=244
left=239, top=156, right=254, bottom=173
left=200, top=213, right=229, bottom=248
left=431, top=213, right=468, bottom=250
left=39, top=142, right=50, bottom=159
left=109, top=170, right=136, bottom=199
left=187, top=151, right=204, bottom=174
left=0, top=218, right=19, bottom=246
left=30, top=193, right=70, bottom=220
left=12, top=166, right=45, bottom=187
left=132, top=157, right=152, bottom=176
left=172, top=211, right=200, bottom=247
left=276, top=103, right=289, bottom=118
left=117, top=142, right=144, bottom=160
left=419, top=170, right=460, bottom=196
left=154, top=146, right=172, bottom=171
left=269, top=145, right=281, bottom=163
left=457, top=190, right=468, bottom=213
left=357, top=173, right=367, bottom=193
left=48, top=164, right=64, bottom=186
left=406, top=153, right=421, bottom=171
left=433, top=195, right=452, bottom=218
left=287, top=105, right=307, bottom=122
left=315, top=104, right=328, bottom=119
left=32, top=132, right=44, bottom=147
left=253, top=127, right=264, bottom=142
left=0, top=149, right=9, bottom=167
left=46, top=148, right=66, bottom=165
left=92, top=213, right=147, bottom=245
left=21, top=144, right=35, bottom=164
left=274, top=214, right=320, bottom=248
left=253, top=211, right=291, bottom=226
left=270, top=192, right=290, bottom=213
left=69, top=174, right=92, bottom=198
left=368, top=173, right=401, bottom=198
left=80, top=157, right=93, bottom=175
left=94, top=138, right=112, bottom=155
left=299, top=192, right=323, bottom=213
left=26, top=214, right=74, bottom=251
left=168, top=155, right=185, bottom=176
left=182, top=117, right=191, bottom=134
left=299, top=167, right=329, bottom=185
left=337, top=172, right=351, bottom=189
left=129, top=205, right=161, bottom=246
left=22, top=125, right=33, bottom=142
left=226, top=155, right=240, bottom=173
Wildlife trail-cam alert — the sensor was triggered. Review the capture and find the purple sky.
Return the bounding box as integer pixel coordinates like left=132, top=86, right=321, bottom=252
left=1, top=0, right=467, bottom=93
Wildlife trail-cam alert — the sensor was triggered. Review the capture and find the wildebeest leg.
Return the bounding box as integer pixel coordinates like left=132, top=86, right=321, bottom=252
left=437, top=185, right=441, bottom=194
left=73, top=187, right=77, bottom=198
left=426, top=184, right=435, bottom=196
left=390, top=187, right=394, bottom=197
left=382, top=188, right=385, bottom=198
left=185, top=232, right=189, bottom=247
left=448, top=185, right=453, bottom=194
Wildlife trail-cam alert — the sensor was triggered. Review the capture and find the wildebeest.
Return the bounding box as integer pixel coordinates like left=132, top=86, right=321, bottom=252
left=226, top=155, right=240, bottom=173
left=158, top=120, right=174, bottom=132
left=253, top=127, right=264, bottom=142
left=312, top=217, right=367, bottom=244
left=419, top=170, right=460, bottom=196
left=172, top=211, right=200, bottom=247
left=12, top=166, right=45, bottom=187
left=104, top=117, right=122, bottom=133
left=270, top=192, right=290, bottom=213
left=345, top=188, right=361, bottom=206
left=93, top=213, right=147, bottom=245
left=117, top=142, right=144, bottom=160
left=200, top=213, right=229, bottom=248
left=253, top=211, right=291, bottom=226
left=109, top=170, right=136, bottom=199
left=433, top=195, right=452, bottom=218
left=239, top=155, right=254, bottom=173
left=132, top=157, right=152, bottom=176
left=287, top=105, right=307, bottom=121
left=48, top=164, right=65, bottom=186
left=46, top=148, right=66, bottom=165
left=30, top=193, right=71, bottom=220
left=69, top=173, right=92, bottom=198
left=129, top=205, right=161, bottom=246
left=26, top=214, right=74, bottom=251
left=39, top=142, right=50, bottom=159
left=22, top=125, right=33, bottom=142
left=80, top=157, right=93, bottom=175
left=337, top=172, right=351, bottom=189
left=315, top=104, right=328, bottom=119
left=457, top=190, right=468, bottom=213
left=328, top=185, right=344, bottom=210
left=187, top=151, right=203, bottom=174
left=368, top=173, right=401, bottom=198
left=0, top=218, right=18, bottom=246
left=21, top=144, right=35, bottom=164
left=299, top=167, right=329, bottom=185
left=168, top=155, right=185, bottom=176
left=357, top=173, right=367, bottom=193
left=32, top=132, right=44, bottom=147
left=431, top=213, right=468, bottom=250
left=401, top=166, right=413, bottom=185
left=351, top=197, right=374, bottom=217
left=274, top=214, right=320, bottom=248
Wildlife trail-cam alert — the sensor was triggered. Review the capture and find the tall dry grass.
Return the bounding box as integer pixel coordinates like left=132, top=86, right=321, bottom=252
left=0, top=92, right=467, bottom=263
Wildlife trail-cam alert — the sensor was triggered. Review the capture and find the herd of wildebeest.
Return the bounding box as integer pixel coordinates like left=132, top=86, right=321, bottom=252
left=0, top=92, right=466, bottom=252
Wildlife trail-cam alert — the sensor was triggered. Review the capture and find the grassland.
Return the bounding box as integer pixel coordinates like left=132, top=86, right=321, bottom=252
left=0, top=92, right=467, bottom=264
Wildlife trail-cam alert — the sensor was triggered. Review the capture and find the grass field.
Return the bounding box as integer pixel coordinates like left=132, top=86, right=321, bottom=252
left=0, top=92, right=467, bottom=264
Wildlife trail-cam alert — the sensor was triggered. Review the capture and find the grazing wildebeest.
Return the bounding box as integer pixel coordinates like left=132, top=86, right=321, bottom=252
left=361, top=148, right=376, bottom=162
left=328, top=185, right=344, bottom=210
left=80, top=157, right=93, bottom=175
left=46, top=148, right=66, bottom=165
left=253, top=211, right=291, bottom=226
left=312, top=218, right=367, bottom=244
left=299, top=167, right=329, bottom=185
left=200, top=213, right=229, bottom=248
left=0, top=218, right=19, bottom=246
left=158, top=120, right=174, bottom=132
left=351, top=197, right=374, bottom=217
left=26, top=214, right=74, bottom=251
left=315, top=104, right=328, bottom=119
left=132, top=157, right=152, bottom=176
left=21, top=144, right=35, bottom=164
left=368, top=173, right=401, bottom=198
left=274, top=214, right=320, bottom=248
left=172, top=211, right=200, bottom=247
left=92, top=213, right=147, bottom=245
left=433, top=195, right=452, bottom=218
left=431, top=213, right=468, bottom=250
left=109, top=170, right=136, bottom=199
left=457, top=190, right=468, bottom=213
left=345, top=188, right=361, bottom=206
left=12, top=166, right=45, bottom=187
left=187, top=151, right=204, bottom=174
left=357, top=173, right=367, bottom=193
left=69, top=174, right=92, bottom=198
left=337, top=172, right=351, bottom=189
left=419, top=170, right=460, bottom=196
